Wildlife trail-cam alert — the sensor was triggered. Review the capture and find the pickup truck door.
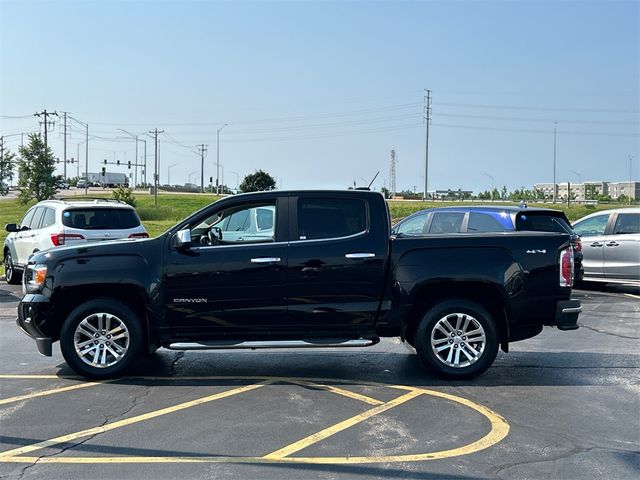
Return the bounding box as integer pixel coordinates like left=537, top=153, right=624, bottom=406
left=163, top=198, right=288, bottom=331
left=286, top=195, right=388, bottom=329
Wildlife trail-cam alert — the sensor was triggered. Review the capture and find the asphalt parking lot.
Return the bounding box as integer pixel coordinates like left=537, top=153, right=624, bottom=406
left=0, top=282, right=638, bottom=480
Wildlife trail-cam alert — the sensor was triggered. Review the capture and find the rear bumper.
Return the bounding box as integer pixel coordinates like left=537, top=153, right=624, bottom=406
left=16, top=294, right=53, bottom=356
left=554, top=299, right=581, bottom=331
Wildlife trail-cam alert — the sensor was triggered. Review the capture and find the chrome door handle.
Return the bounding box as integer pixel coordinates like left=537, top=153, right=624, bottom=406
left=345, top=253, right=376, bottom=259
left=250, top=257, right=281, bottom=263
left=590, top=242, right=603, bottom=247
left=606, top=242, right=619, bottom=247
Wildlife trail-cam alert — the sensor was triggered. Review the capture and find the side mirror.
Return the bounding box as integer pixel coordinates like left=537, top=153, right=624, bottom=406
left=174, top=229, right=194, bottom=250
left=5, top=223, right=18, bottom=233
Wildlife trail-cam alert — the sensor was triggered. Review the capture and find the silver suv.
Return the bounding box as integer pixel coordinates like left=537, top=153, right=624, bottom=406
left=4, top=199, right=148, bottom=284
left=572, top=207, right=639, bottom=284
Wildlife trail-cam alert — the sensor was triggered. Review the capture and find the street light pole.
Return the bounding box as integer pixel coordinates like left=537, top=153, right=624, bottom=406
left=216, top=123, right=228, bottom=195
left=553, top=122, right=557, bottom=204
left=167, top=163, right=178, bottom=186
left=229, top=170, right=240, bottom=191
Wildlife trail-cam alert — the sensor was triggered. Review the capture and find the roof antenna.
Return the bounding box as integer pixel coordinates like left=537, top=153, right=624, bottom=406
left=367, top=171, right=380, bottom=190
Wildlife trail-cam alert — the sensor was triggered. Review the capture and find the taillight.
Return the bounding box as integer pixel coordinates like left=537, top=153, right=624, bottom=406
left=50, top=233, right=85, bottom=246
left=573, top=237, right=582, bottom=253
left=559, top=247, right=574, bottom=288
left=128, top=232, right=149, bottom=239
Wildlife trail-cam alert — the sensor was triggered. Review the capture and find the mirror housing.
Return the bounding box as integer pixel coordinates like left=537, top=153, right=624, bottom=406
left=174, top=229, right=193, bottom=250
left=5, top=223, right=18, bottom=233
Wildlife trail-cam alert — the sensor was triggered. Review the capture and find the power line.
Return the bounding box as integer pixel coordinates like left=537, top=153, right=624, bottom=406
left=436, top=101, right=639, bottom=114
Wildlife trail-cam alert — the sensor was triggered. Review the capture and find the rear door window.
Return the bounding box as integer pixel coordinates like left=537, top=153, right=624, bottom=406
left=467, top=213, right=507, bottom=232
left=298, top=198, right=367, bottom=240
left=29, top=207, right=46, bottom=230
left=62, top=208, right=141, bottom=230
left=612, top=213, right=639, bottom=235
left=428, top=212, right=464, bottom=234
left=40, top=208, right=56, bottom=229
left=394, top=212, right=428, bottom=235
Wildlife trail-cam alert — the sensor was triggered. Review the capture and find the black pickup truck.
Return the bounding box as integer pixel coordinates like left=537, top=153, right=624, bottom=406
left=16, top=190, right=581, bottom=380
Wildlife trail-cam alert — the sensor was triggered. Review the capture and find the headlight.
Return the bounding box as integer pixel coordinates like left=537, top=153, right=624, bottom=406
left=26, top=264, right=48, bottom=291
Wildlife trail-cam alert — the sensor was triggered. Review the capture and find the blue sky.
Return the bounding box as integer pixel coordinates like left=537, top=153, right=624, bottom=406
left=1, top=0, right=638, bottom=192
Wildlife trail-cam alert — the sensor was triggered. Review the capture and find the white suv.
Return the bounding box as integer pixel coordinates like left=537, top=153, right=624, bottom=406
left=3, top=199, right=148, bottom=284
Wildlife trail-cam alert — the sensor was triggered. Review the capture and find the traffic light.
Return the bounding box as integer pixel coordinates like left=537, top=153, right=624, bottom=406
left=117, top=160, right=120, bottom=166
left=101, top=167, right=106, bottom=176
left=56, top=158, right=60, bottom=164
left=128, top=161, right=131, bottom=169
left=103, top=159, right=107, bottom=165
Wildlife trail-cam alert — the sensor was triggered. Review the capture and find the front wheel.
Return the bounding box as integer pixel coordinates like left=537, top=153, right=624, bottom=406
left=4, top=252, right=22, bottom=285
left=414, top=299, right=498, bottom=380
left=60, top=298, right=143, bottom=379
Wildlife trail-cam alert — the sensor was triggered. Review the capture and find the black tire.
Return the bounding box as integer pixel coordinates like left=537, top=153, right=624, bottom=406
left=414, top=299, right=498, bottom=380
left=4, top=252, right=22, bottom=285
left=60, top=298, right=143, bottom=379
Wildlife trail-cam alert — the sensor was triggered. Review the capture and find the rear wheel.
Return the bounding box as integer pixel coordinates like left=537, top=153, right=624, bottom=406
left=60, top=298, right=143, bottom=379
left=4, top=252, right=21, bottom=285
left=414, top=299, right=498, bottom=380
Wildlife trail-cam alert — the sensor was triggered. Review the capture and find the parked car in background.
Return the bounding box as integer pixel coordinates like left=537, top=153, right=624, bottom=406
left=3, top=198, right=148, bottom=284
left=572, top=208, right=639, bottom=284
left=392, top=205, right=584, bottom=282
left=56, top=180, right=70, bottom=190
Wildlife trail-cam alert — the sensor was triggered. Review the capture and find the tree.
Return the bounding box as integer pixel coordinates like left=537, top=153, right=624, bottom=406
left=17, top=134, right=59, bottom=204
left=112, top=185, right=137, bottom=207
left=0, top=148, right=16, bottom=196
left=239, top=169, right=276, bottom=193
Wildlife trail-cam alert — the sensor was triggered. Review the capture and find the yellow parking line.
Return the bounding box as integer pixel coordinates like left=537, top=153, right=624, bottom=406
left=623, top=293, right=640, bottom=299
left=0, top=382, right=103, bottom=406
left=0, top=375, right=64, bottom=379
left=0, top=380, right=272, bottom=459
left=263, top=389, right=422, bottom=460
left=285, top=379, right=383, bottom=406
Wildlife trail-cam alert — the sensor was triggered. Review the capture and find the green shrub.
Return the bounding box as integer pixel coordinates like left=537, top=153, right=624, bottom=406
left=112, top=185, right=137, bottom=207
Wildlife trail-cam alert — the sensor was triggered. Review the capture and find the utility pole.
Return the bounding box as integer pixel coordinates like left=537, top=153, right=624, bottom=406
left=149, top=129, right=164, bottom=206
left=630, top=155, right=634, bottom=205
left=198, top=144, right=208, bottom=193
left=216, top=123, right=228, bottom=194
left=34, top=110, right=58, bottom=150
left=423, top=89, right=431, bottom=201
left=389, top=149, right=397, bottom=198
left=143, top=139, right=147, bottom=186
left=553, top=122, right=557, bottom=204
left=61, top=111, right=69, bottom=179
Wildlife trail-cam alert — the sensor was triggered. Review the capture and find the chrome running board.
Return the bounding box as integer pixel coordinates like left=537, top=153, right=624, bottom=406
left=166, top=337, right=379, bottom=351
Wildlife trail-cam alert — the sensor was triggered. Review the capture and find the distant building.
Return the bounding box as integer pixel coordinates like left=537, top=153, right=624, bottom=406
left=433, top=189, right=473, bottom=200
left=534, top=181, right=638, bottom=201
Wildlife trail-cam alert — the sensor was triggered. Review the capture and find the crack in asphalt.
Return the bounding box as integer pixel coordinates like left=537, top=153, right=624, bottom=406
left=489, top=421, right=638, bottom=479
left=11, top=384, right=153, bottom=477
left=578, top=322, right=640, bottom=340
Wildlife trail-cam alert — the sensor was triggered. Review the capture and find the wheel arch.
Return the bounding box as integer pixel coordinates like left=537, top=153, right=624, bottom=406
left=404, top=281, right=509, bottom=347
left=51, top=284, right=151, bottom=346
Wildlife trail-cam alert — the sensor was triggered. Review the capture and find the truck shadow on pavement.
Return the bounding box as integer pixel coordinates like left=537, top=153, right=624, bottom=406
left=48, top=348, right=639, bottom=388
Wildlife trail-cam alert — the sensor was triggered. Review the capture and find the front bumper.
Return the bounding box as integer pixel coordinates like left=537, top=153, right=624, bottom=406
left=554, top=299, right=581, bottom=331
left=16, top=294, right=54, bottom=356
